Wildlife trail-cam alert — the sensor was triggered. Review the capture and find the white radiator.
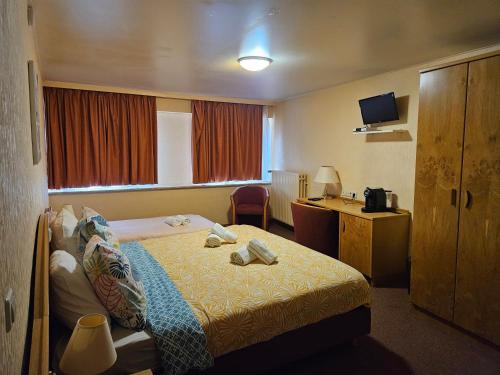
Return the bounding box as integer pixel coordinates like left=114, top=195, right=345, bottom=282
left=270, top=170, right=308, bottom=226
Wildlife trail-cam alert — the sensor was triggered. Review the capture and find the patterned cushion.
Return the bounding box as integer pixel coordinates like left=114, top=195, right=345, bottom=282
left=83, top=236, right=147, bottom=330
left=80, top=219, right=120, bottom=250
left=75, top=211, right=119, bottom=263
left=81, top=206, right=109, bottom=226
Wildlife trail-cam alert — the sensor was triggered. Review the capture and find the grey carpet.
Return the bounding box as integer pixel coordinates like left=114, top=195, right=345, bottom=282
left=267, top=221, right=500, bottom=375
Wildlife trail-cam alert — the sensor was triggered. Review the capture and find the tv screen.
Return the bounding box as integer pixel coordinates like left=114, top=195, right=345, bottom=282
left=359, top=92, right=399, bottom=125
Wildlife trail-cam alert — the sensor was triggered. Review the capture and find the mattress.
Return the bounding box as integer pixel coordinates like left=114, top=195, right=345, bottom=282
left=140, top=225, right=371, bottom=358
left=55, top=225, right=370, bottom=373
left=108, top=214, right=214, bottom=242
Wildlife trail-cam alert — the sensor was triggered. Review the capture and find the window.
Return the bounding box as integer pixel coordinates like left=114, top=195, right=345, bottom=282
left=156, top=110, right=272, bottom=186
left=48, top=103, right=272, bottom=192
left=262, top=113, right=273, bottom=182
left=156, top=111, right=193, bottom=186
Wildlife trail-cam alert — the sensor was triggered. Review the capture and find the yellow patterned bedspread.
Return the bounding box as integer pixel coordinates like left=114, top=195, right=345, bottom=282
left=139, top=225, right=370, bottom=357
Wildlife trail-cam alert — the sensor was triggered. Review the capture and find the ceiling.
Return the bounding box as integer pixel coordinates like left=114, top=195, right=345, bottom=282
left=35, top=0, right=500, bottom=101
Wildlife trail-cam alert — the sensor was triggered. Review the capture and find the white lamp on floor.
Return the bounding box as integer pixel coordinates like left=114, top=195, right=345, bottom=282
left=60, top=314, right=116, bottom=375
left=314, top=166, right=340, bottom=200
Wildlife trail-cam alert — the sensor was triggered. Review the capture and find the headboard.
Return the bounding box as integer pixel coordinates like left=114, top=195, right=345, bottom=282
left=28, top=212, right=50, bottom=375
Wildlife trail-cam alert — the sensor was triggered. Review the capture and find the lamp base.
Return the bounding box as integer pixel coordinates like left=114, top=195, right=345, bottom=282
left=322, top=184, right=328, bottom=200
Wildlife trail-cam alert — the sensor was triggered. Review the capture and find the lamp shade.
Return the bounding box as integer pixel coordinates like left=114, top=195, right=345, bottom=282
left=60, top=314, right=117, bottom=375
left=314, top=166, right=339, bottom=184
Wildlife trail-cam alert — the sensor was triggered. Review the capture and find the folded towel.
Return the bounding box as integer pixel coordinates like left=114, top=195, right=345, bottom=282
left=205, top=233, right=222, bottom=248
left=165, top=215, right=191, bottom=227
left=211, top=223, right=237, bottom=244
left=230, top=246, right=257, bottom=266
left=176, top=215, right=191, bottom=224
left=248, top=239, right=277, bottom=265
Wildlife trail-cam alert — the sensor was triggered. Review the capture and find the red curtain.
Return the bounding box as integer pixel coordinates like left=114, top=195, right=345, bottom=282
left=191, top=100, right=263, bottom=183
left=44, top=88, right=157, bottom=189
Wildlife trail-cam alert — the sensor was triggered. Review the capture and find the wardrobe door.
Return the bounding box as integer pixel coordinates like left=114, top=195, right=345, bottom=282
left=410, top=64, right=468, bottom=321
left=454, top=55, right=500, bottom=345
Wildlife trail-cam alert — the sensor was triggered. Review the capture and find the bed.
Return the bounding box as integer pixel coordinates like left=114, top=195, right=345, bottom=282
left=108, top=214, right=214, bottom=242
left=31, top=213, right=371, bottom=375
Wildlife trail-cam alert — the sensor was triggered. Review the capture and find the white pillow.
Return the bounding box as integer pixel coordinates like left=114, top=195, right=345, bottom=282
left=50, top=250, right=110, bottom=329
left=50, top=205, right=79, bottom=256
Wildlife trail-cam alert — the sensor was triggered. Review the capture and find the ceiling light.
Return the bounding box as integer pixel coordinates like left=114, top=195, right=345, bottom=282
left=238, top=56, right=273, bottom=72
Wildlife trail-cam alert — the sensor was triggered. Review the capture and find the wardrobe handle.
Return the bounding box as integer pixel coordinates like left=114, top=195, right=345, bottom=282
left=451, top=189, right=457, bottom=206
left=342, top=221, right=346, bottom=233
left=465, top=190, right=473, bottom=209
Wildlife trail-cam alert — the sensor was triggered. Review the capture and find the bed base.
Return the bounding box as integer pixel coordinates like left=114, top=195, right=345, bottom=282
left=189, top=305, right=371, bottom=375
left=34, top=210, right=371, bottom=375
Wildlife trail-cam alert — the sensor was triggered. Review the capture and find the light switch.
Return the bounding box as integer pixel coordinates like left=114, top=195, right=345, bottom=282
left=4, top=288, right=15, bottom=333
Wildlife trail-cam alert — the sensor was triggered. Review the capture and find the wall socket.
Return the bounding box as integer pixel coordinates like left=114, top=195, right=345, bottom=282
left=341, top=191, right=357, bottom=200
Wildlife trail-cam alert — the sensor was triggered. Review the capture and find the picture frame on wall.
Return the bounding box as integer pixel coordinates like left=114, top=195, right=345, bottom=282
left=28, top=60, right=41, bottom=165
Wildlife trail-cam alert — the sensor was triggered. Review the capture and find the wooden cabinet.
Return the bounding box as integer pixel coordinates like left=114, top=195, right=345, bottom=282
left=410, top=63, right=467, bottom=321
left=411, top=54, right=500, bottom=345
left=340, top=212, right=410, bottom=286
left=340, top=214, right=371, bottom=276
left=453, top=55, right=500, bottom=344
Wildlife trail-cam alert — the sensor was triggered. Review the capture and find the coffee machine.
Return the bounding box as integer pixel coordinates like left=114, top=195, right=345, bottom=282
left=362, top=188, right=391, bottom=213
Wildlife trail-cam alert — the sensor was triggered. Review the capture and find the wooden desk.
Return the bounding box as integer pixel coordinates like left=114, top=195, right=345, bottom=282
left=297, top=198, right=410, bottom=286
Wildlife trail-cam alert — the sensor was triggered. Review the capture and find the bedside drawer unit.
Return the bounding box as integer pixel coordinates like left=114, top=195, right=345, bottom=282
left=339, top=212, right=409, bottom=286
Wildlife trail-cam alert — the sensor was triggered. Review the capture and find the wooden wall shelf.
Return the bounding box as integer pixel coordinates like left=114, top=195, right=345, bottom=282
left=352, top=129, right=405, bottom=135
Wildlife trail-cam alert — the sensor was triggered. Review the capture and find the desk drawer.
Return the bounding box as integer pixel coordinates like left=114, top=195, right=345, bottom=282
left=339, top=213, right=372, bottom=277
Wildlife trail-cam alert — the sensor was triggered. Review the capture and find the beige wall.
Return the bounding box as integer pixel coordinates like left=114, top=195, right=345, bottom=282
left=49, top=185, right=267, bottom=224
left=273, top=66, right=420, bottom=211
left=156, top=97, right=191, bottom=113
left=272, top=46, right=500, bottom=212
left=0, top=1, right=49, bottom=373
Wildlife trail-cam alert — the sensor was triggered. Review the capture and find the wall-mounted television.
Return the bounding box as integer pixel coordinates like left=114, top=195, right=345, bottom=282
left=359, top=92, right=399, bottom=125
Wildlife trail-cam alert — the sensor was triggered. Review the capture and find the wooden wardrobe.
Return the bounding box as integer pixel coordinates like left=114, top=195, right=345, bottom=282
left=411, top=53, right=500, bottom=345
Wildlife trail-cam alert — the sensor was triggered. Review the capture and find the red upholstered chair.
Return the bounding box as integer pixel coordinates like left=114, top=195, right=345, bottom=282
left=231, top=186, right=270, bottom=230
left=291, top=202, right=339, bottom=258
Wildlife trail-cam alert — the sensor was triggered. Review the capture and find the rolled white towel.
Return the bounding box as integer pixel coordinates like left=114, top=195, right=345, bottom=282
left=248, top=239, right=277, bottom=265
left=205, top=233, right=222, bottom=248
left=165, top=216, right=182, bottom=227
left=165, top=215, right=191, bottom=227
left=211, top=223, right=237, bottom=244
left=230, top=246, right=257, bottom=266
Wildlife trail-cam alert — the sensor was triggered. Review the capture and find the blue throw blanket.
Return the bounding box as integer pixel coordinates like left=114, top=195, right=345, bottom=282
left=122, top=242, right=213, bottom=375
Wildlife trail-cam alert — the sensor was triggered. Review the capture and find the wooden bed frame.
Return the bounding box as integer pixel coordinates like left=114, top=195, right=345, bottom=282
left=28, top=213, right=50, bottom=375
left=28, top=212, right=371, bottom=374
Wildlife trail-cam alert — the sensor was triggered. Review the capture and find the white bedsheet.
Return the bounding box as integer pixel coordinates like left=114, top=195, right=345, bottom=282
left=55, top=325, right=161, bottom=375
left=108, top=326, right=161, bottom=373
left=109, top=214, right=214, bottom=242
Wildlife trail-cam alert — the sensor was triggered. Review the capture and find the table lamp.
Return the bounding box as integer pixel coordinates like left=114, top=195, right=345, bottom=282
left=60, top=314, right=117, bottom=375
left=314, top=166, right=340, bottom=199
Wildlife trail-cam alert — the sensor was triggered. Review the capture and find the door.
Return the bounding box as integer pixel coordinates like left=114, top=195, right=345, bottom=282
left=410, top=64, right=468, bottom=320
left=454, top=55, right=500, bottom=345
left=340, top=213, right=372, bottom=277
